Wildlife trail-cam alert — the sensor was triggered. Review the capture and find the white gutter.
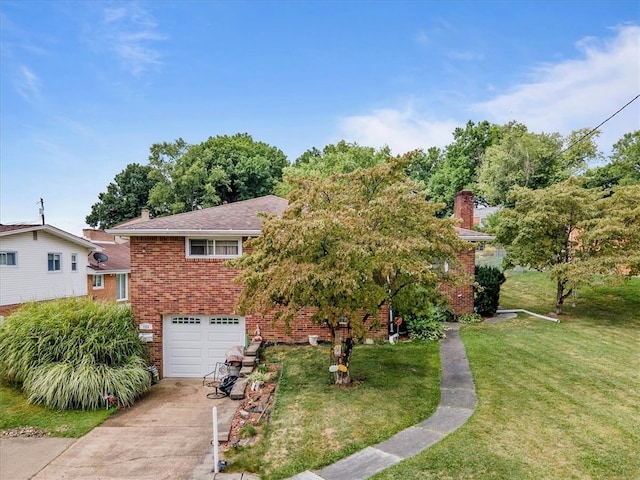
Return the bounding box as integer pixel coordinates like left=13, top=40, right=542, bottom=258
left=105, top=229, right=262, bottom=237
left=496, top=309, right=560, bottom=323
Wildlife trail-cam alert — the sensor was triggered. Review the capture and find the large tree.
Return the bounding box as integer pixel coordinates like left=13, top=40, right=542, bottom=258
left=583, top=130, right=640, bottom=189
left=85, top=163, right=159, bottom=229
left=275, top=140, right=391, bottom=196
left=230, top=157, right=467, bottom=384
left=149, top=133, right=288, bottom=214
left=427, top=120, right=504, bottom=214
left=478, top=126, right=599, bottom=206
left=495, top=181, right=640, bottom=314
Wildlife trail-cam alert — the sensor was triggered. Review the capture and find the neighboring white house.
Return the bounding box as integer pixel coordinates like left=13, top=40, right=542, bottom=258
left=0, top=224, right=98, bottom=317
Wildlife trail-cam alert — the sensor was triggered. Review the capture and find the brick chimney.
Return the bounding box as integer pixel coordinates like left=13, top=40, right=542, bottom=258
left=453, top=190, right=474, bottom=230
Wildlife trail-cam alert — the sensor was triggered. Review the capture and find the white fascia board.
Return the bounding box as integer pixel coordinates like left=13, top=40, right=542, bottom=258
left=105, top=229, right=262, bottom=237
left=1, top=224, right=99, bottom=250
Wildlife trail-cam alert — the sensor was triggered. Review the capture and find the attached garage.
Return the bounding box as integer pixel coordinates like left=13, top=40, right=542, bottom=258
left=163, top=315, right=246, bottom=377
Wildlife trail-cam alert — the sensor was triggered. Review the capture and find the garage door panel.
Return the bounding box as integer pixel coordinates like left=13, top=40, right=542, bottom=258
left=171, top=332, right=203, bottom=341
left=163, top=315, right=245, bottom=378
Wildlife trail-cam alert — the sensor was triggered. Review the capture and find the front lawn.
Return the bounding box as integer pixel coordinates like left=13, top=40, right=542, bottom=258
left=225, top=341, right=441, bottom=478
left=371, top=271, right=640, bottom=479
left=0, top=383, right=114, bottom=437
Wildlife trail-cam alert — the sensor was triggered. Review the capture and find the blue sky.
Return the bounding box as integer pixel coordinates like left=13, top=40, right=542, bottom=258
left=1, top=1, right=639, bottom=235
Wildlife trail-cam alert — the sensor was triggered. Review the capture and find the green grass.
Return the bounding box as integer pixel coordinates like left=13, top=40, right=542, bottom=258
left=225, top=340, right=441, bottom=479
left=371, top=271, right=640, bottom=479
left=0, top=382, right=114, bottom=437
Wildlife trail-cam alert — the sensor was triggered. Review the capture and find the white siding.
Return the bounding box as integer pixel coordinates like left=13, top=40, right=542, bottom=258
left=0, top=231, right=92, bottom=306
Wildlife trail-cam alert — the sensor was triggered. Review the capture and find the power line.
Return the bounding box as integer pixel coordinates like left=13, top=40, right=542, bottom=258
left=560, top=93, right=640, bottom=155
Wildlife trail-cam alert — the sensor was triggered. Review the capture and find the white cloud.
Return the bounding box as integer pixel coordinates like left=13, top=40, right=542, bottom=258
left=338, top=104, right=460, bottom=155
left=473, top=24, right=640, bottom=153
left=338, top=25, right=639, bottom=157
left=14, top=65, right=41, bottom=102
left=97, top=3, right=166, bottom=75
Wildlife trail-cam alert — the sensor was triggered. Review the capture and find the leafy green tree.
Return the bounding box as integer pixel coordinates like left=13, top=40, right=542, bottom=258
left=495, top=181, right=640, bottom=314
left=427, top=120, right=504, bottom=214
left=230, top=157, right=467, bottom=384
left=85, top=163, right=159, bottom=229
left=583, top=130, right=640, bottom=189
left=149, top=133, right=288, bottom=214
left=0, top=298, right=150, bottom=410
left=478, top=126, right=599, bottom=206
left=275, top=140, right=391, bottom=196
left=147, top=138, right=190, bottom=216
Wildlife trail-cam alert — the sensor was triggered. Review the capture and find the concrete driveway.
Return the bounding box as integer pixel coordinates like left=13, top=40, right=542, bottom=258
left=1, top=379, right=238, bottom=480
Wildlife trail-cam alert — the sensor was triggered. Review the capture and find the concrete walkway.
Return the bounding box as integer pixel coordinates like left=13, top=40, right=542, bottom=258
left=285, top=322, right=478, bottom=480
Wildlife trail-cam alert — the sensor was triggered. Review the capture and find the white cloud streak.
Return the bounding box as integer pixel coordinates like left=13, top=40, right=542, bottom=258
left=338, top=25, right=639, bottom=156
left=98, top=3, right=166, bottom=75
left=14, top=65, right=41, bottom=102
left=338, top=104, right=459, bottom=155
left=473, top=24, right=640, bottom=151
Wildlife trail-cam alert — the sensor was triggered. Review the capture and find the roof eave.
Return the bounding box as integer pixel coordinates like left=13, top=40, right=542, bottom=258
left=1, top=224, right=99, bottom=250
left=106, top=229, right=262, bottom=237
left=460, top=234, right=496, bottom=242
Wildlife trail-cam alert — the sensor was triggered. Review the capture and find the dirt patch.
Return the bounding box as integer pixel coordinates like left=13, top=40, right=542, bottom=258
left=1, top=426, right=50, bottom=437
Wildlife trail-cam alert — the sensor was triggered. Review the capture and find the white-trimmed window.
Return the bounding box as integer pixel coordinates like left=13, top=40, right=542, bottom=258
left=186, top=238, right=241, bottom=258
left=430, top=261, right=450, bottom=273
left=48, top=253, right=62, bottom=271
left=116, top=273, right=127, bottom=301
left=71, top=253, right=78, bottom=271
left=92, top=274, right=104, bottom=289
left=0, top=251, right=17, bottom=266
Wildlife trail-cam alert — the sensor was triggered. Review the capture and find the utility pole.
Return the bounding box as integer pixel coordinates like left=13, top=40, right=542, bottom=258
left=39, top=198, right=45, bottom=225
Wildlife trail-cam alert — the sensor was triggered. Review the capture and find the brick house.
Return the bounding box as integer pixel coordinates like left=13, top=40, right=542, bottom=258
left=83, top=229, right=131, bottom=303
left=108, top=191, right=492, bottom=378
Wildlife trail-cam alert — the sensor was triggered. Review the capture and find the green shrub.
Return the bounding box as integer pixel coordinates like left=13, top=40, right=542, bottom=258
left=404, top=305, right=452, bottom=341
left=238, top=423, right=257, bottom=438
left=474, top=265, right=506, bottom=316
left=457, top=312, right=483, bottom=324
left=0, top=298, right=151, bottom=410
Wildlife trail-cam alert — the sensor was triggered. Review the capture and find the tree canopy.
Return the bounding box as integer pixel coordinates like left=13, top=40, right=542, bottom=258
left=426, top=120, right=504, bottom=213
left=86, top=134, right=288, bottom=227
left=583, top=130, right=640, bottom=189
left=275, top=140, right=392, bottom=196
left=477, top=125, right=599, bottom=206
left=495, top=180, right=640, bottom=314
left=85, top=163, right=159, bottom=229
left=148, top=133, right=288, bottom=214
left=230, top=157, right=467, bottom=383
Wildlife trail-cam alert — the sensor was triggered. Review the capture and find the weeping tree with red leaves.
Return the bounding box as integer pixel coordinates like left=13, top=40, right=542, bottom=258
left=229, top=156, right=468, bottom=384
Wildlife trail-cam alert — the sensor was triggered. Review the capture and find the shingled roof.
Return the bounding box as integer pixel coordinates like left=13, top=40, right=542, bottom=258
left=107, top=194, right=494, bottom=242
left=108, top=195, right=288, bottom=237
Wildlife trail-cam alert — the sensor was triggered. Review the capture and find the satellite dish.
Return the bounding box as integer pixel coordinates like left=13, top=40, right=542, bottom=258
left=93, top=252, right=108, bottom=263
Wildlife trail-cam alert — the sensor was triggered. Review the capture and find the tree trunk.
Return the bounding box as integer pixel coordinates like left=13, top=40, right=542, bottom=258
left=333, top=336, right=354, bottom=385
left=555, top=280, right=572, bottom=315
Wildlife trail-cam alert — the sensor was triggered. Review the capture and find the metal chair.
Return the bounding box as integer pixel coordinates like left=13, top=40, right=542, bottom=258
left=203, top=362, right=229, bottom=399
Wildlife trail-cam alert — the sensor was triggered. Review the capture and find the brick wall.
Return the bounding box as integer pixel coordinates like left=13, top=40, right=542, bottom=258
left=87, top=274, right=118, bottom=301
left=130, top=237, right=388, bottom=376
left=441, top=246, right=475, bottom=315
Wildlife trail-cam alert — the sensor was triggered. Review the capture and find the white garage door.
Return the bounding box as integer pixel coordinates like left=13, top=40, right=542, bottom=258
left=163, top=315, right=246, bottom=377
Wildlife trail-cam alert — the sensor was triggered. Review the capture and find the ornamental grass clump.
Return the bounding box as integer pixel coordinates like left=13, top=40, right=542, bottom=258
left=0, top=298, right=151, bottom=410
